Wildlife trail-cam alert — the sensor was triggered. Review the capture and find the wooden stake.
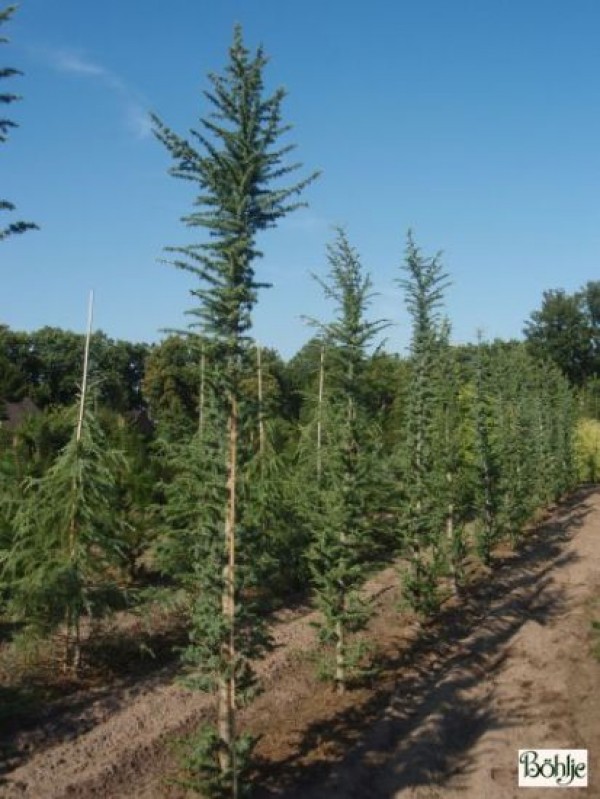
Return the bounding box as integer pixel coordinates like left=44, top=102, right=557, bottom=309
left=76, top=290, right=94, bottom=443
left=67, top=289, right=94, bottom=674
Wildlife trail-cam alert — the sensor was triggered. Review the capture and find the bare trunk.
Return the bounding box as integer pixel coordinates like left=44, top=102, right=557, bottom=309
left=63, top=608, right=71, bottom=674
left=446, top=483, right=458, bottom=597
left=335, top=617, right=345, bottom=694
left=73, top=614, right=81, bottom=674
left=198, top=344, right=206, bottom=439
left=219, top=393, right=237, bottom=796
left=317, top=344, right=325, bottom=481
left=257, top=342, right=265, bottom=457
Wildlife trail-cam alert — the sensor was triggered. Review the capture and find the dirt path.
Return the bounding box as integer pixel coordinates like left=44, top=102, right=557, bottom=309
left=2, top=489, right=600, bottom=798
left=275, top=488, right=600, bottom=799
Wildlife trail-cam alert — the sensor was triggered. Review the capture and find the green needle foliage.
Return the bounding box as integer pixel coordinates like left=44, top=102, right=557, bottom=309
left=493, top=346, right=539, bottom=546
left=153, top=24, right=317, bottom=796
left=471, top=339, right=502, bottom=566
left=152, top=24, right=318, bottom=352
left=397, top=232, right=450, bottom=615
left=532, top=359, right=577, bottom=502
left=466, top=342, right=576, bottom=563
left=1, top=390, right=125, bottom=674
left=303, top=229, right=387, bottom=693
left=1, top=4, right=37, bottom=241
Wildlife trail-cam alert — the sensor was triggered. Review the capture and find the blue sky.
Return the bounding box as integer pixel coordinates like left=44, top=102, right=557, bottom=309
left=3, top=0, right=600, bottom=358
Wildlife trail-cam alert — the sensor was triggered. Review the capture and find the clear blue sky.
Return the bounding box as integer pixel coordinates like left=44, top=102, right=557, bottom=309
left=3, top=0, right=600, bottom=358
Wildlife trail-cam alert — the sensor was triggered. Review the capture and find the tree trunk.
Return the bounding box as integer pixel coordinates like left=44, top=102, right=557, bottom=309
left=219, top=392, right=237, bottom=795
left=317, top=344, right=325, bottom=481
left=335, top=616, right=345, bottom=694
left=257, top=343, right=265, bottom=457
left=446, top=479, right=458, bottom=597
left=199, top=344, right=206, bottom=440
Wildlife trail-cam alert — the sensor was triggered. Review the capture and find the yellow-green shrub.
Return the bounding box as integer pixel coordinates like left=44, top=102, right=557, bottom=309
left=575, top=418, right=600, bottom=483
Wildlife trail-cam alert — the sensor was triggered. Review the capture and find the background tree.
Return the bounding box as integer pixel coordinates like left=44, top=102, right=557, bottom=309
left=142, top=335, right=200, bottom=440
left=1, top=4, right=36, bottom=241
left=152, top=24, right=317, bottom=796
left=524, top=285, right=599, bottom=386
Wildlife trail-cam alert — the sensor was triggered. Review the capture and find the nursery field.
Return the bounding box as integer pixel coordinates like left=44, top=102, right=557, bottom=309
left=3, top=7, right=600, bottom=799
left=2, top=487, right=599, bottom=798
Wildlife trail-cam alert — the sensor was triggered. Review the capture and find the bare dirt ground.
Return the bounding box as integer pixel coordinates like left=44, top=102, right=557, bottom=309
left=2, top=488, right=600, bottom=798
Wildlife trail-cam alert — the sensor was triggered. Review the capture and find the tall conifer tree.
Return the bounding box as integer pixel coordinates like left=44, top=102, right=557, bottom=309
left=152, top=25, right=317, bottom=795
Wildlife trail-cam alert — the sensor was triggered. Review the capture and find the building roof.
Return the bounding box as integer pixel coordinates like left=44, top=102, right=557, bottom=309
left=0, top=397, right=41, bottom=431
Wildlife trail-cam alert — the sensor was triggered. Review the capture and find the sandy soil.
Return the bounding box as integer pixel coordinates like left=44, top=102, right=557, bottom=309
left=2, top=488, right=599, bottom=798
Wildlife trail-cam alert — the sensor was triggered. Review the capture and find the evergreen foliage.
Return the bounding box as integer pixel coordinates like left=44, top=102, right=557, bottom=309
left=0, top=4, right=36, bottom=240
left=397, top=233, right=450, bottom=614
left=493, top=346, right=539, bottom=545
left=433, top=323, right=468, bottom=593
left=302, top=229, right=386, bottom=692
left=470, top=339, right=502, bottom=566
left=1, top=391, right=126, bottom=673
left=153, top=24, right=317, bottom=795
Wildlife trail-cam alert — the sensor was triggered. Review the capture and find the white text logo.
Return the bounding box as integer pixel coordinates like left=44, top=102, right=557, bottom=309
left=518, top=749, right=588, bottom=787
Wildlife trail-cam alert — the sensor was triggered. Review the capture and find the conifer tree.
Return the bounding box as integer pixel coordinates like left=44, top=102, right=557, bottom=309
left=302, top=229, right=386, bottom=692
left=153, top=25, right=317, bottom=795
left=2, top=297, right=125, bottom=673
left=1, top=4, right=36, bottom=241
left=1, top=390, right=125, bottom=673
left=397, top=233, right=450, bottom=615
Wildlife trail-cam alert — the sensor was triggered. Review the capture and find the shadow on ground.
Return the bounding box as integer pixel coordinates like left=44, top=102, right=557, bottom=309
left=0, top=616, right=188, bottom=780
left=253, top=489, right=594, bottom=799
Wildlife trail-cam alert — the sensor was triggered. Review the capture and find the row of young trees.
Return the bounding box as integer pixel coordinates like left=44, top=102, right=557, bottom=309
left=0, top=21, right=584, bottom=799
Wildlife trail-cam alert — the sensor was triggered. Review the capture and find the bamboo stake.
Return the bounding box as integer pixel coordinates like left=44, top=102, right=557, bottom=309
left=76, top=290, right=94, bottom=443
left=67, top=290, right=94, bottom=674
